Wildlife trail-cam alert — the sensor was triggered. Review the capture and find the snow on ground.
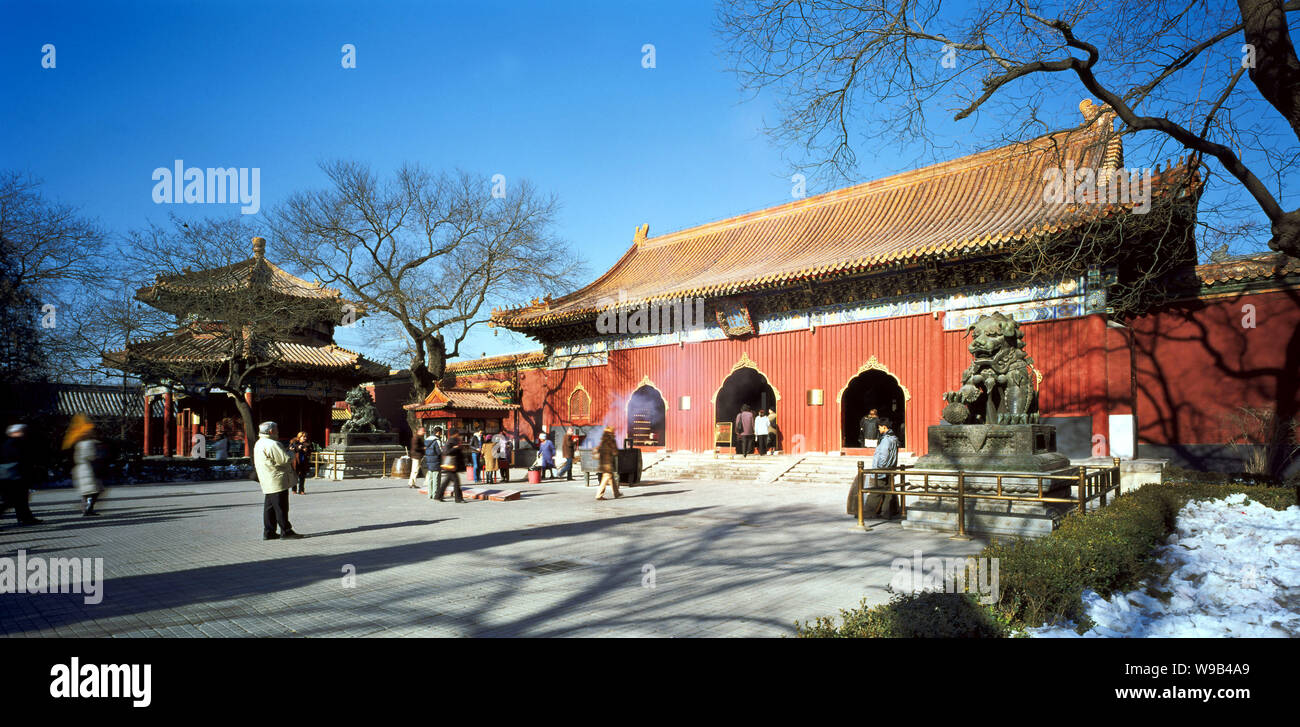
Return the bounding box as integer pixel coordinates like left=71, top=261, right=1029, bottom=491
left=1029, top=493, right=1300, bottom=638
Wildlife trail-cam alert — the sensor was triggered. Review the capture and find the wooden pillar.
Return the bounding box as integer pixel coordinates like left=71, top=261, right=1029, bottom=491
left=142, top=393, right=152, bottom=456
left=163, top=391, right=173, bottom=456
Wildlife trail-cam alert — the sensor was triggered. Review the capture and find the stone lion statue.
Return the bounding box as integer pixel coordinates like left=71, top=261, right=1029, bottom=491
left=941, top=312, right=1039, bottom=425
left=341, top=386, right=390, bottom=433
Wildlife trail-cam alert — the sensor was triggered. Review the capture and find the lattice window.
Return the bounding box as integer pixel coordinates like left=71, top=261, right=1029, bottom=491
left=569, top=386, right=591, bottom=420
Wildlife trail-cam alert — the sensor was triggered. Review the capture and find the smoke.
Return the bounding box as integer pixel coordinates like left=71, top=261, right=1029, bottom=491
left=577, top=389, right=627, bottom=448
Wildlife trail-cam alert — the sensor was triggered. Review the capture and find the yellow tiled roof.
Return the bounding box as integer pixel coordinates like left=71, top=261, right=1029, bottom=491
left=493, top=117, right=1200, bottom=329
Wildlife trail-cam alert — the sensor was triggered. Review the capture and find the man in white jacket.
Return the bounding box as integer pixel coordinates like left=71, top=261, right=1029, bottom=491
left=254, top=421, right=303, bottom=540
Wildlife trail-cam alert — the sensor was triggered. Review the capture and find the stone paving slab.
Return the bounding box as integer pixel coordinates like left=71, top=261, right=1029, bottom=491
left=0, top=474, right=988, bottom=637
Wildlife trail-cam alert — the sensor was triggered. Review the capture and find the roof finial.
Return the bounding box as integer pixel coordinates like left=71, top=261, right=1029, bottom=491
left=252, top=236, right=266, bottom=258
left=633, top=223, right=649, bottom=244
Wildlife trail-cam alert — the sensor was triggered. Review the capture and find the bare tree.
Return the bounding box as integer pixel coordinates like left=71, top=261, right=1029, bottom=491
left=718, top=0, right=1300, bottom=260
left=105, top=217, right=336, bottom=446
left=0, top=170, right=107, bottom=382
left=269, top=161, right=584, bottom=419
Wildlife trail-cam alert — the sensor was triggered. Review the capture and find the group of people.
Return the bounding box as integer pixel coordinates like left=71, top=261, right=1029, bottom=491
left=732, top=404, right=780, bottom=456
left=402, top=424, right=624, bottom=504
left=0, top=414, right=110, bottom=525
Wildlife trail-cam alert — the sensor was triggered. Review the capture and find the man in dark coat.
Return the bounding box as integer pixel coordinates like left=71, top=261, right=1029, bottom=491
left=434, top=435, right=467, bottom=503
left=0, top=424, right=41, bottom=525
left=557, top=430, right=578, bottom=480
left=734, top=404, right=756, bottom=457
left=859, top=409, right=880, bottom=447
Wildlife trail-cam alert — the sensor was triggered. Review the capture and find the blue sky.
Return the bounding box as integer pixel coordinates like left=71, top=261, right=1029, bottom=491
left=1, top=0, right=1289, bottom=367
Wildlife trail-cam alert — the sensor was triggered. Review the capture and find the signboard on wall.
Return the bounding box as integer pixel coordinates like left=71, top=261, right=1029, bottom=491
left=714, top=422, right=733, bottom=446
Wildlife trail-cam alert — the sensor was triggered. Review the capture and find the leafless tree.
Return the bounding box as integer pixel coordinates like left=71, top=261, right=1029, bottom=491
left=0, top=170, right=107, bottom=382
left=106, top=217, right=333, bottom=445
left=718, top=0, right=1300, bottom=261
left=269, top=161, right=584, bottom=420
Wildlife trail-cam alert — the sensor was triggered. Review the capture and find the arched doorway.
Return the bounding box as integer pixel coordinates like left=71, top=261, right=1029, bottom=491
left=627, top=385, right=666, bottom=447
left=715, top=367, right=777, bottom=442
left=841, top=370, right=906, bottom=448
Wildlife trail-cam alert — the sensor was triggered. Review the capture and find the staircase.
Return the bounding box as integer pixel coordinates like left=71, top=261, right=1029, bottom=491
left=632, top=450, right=917, bottom=484
left=774, top=452, right=917, bottom=485
left=641, top=451, right=797, bottom=481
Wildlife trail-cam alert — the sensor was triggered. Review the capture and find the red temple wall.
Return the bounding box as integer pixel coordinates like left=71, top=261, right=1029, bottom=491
left=1129, top=288, right=1300, bottom=447
left=531, top=312, right=1111, bottom=455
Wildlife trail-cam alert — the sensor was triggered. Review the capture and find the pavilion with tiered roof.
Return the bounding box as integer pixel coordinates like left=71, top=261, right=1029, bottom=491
left=106, top=237, right=389, bottom=456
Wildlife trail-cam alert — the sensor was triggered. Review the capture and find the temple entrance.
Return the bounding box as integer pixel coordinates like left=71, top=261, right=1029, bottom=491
left=715, top=368, right=777, bottom=446
left=841, top=370, right=906, bottom=448
left=626, top=386, right=666, bottom=447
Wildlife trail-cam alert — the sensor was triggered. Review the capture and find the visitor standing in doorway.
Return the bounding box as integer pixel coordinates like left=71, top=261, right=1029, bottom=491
left=734, top=404, right=756, bottom=457
left=754, top=409, right=771, bottom=455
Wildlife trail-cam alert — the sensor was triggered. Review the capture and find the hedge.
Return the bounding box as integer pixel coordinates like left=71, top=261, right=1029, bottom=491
left=796, top=481, right=1295, bottom=637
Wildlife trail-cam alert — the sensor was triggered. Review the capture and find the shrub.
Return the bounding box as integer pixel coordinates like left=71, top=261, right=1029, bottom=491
left=796, top=592, right=1006, bottom=638
left=983, top=482, right=1294, bottom=630
left=799, top=480, right=1294, bottom=637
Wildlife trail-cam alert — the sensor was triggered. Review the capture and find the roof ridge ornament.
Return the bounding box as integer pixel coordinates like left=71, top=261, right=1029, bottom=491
left=633, top=223, right=649, bottom=244
left=252, top=236, right=266, bottom=259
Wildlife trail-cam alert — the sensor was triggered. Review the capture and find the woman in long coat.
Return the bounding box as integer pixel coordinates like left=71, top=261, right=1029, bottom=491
left=288, top=432, right=312, bottom=494
left=63, top=413, right=104, bottom=516
left=595, top=427, right=621, bottom=500
left=538, top=433, right=556, bottom=480
left=480, top=438, right=498, bottom=484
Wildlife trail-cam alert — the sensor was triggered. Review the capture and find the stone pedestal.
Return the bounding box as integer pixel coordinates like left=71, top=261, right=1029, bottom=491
left=901, top=424, right=1076, bottom=538
left=913, top=424, right=1070, bottom=474
left=320, top=432, right=407, bottom=479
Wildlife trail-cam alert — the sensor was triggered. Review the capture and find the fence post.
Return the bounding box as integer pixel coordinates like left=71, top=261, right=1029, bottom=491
left=950, top=470, right=971, bottom=541
left=857, top=461, right=865, bottom=529
left=1076, top=466, right=1087, bottom=515
left=1111, top=456, right=1121, bottom=499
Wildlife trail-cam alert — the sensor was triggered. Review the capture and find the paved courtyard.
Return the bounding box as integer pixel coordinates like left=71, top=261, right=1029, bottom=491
left=1, top=473, right=988, bottom=637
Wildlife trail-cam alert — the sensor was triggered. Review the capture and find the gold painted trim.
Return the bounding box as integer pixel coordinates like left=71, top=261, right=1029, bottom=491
left=710, top=352, right=783, bottom=405
left=631, top=374, right=665, bottom=401
left=835, top=355, right=912, bottom=405
left=567, top=382, right=592, bottom=420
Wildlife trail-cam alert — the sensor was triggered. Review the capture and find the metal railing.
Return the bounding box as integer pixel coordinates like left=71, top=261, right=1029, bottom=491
left=311, top=450, right=398, bottom=480
left=854, top=457, right=1122, bottom=540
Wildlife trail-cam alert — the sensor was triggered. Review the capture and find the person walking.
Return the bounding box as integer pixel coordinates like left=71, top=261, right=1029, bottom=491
left=253, top=421, right=303, bottom=540
left=754, top=409, right=771, bottom=455
left=556, top=429, right=578, bottom=481
left=434, top=435, right=467, bottom=503
left=408, top=426, right=427, bottom=489
left=480, top=436, right=498, bottom=484
left=288, top=431, right=312, bottom=494
left=63, top=414, right=106, bottom=517
left=595, top=427, right=621, bottom=500
left=863, top=417, right=900, bottom=519
left=538, top=432, right=556, bottom=480
left=0, top=424, right=41, bottom=525
left=734, top=404, right=756, bottom=457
